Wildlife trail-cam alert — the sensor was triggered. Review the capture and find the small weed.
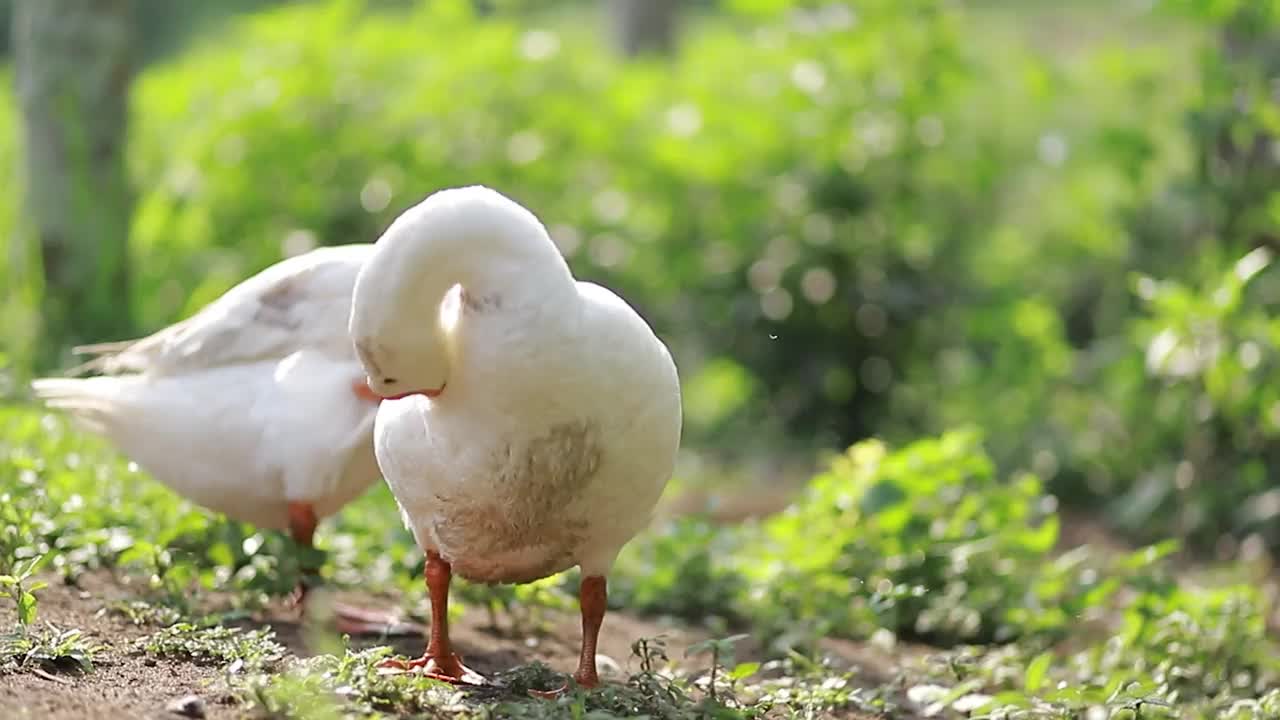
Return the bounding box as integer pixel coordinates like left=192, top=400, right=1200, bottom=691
left=686, top=633, right=757, bottom=703
left=103, top=598, right=183, bottom=627
left=240, top=646, right=462, bottom=718
left=902, top=579, right=1280, bottom=717
left=1, top=622, right=101, bottom=674
left=633, top=635, right=671, bottom=675
left=491, top=661, right=569, bottom=696
left=116, top=541, right=201, bottom=613
left=748, top=660, right=883, bottom=719
left=137, top=622, right=286, bottom=671
left=0, top=554, right=49, bottom=626
left=7, top=402, right=1280, bottom=718
left=241, top=636, right=772, bottom=720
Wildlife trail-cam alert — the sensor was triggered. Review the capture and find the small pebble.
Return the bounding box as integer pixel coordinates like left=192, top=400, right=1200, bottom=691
left=166, top=694, right=206, bottom=719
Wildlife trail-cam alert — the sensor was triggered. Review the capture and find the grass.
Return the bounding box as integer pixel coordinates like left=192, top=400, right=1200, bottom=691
left=236, top=638, right=881, bottom=719
left=137, top=622, right=287, bottom=670
left=3, top=402, right=1280, bottom=719
left=1, top=622, right=100, bottom=675
left=0, top=552, right=102, bottom=676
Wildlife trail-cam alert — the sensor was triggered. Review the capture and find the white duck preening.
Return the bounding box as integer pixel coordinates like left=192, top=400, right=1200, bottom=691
left=31, top=244, right=419, bottom=635
left=349, top=186, right=683, bottom=693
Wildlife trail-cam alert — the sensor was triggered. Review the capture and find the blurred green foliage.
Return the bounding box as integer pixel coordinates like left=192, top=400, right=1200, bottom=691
left=0, top=405, right=422, bottom=605
left=86, top=0, right=1280, bottom=554
left=7, top=4, right=1280, bottom=715
left=0, top=0, right=1278, bottom=663
left=122, top=0, right=984, bottom=451
left=744, top=430, right=1064, bottom=647
left=6, top=398, right=1280, bottom=716
left=614, top=428, right=1280, bottom=717
left=1040, top=0, right=1280, bottom=549
left=622, top=431, right=1135, bottom=649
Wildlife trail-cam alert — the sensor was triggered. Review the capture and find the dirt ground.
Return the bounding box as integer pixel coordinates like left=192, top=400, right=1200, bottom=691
left=0, top=568, right=909, bottom=720
left=0, top=493, right=1149, bottom=720
left=0, top=486, right=918, bottom=720
left=0, top=571, right=240, bottom=720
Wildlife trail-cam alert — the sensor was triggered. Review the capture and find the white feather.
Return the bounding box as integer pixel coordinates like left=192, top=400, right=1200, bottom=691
left=31, top=244, right=382, bottom=529
left=351, top=186, right=683, bottom=583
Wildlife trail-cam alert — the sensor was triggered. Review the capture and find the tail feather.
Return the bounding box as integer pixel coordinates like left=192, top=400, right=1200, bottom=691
left=71, top=339, right=140, bottom=356
left=64, top=355, right=117, bottom=377
left=64, top=339, right=147, bottom=376
left=30, top=377, right=136, bottom=436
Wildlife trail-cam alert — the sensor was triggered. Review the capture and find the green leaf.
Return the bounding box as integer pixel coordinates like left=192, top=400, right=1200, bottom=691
left=684, top=639, right=716, bottom=658
left=859, top=480, right=907, bottom=515
left=724, top=0, right=791, bottom=18
left=1024, top=651, right=1052, bottom=692
left=117, top=543, right=154, bottom=567
left=208, top=542, right=234, bottom=568
left=1118, top=540, right=1181, bottom=570
left=72, top=651, right=94, bottom=672
left=17, top=590, right=37, bottom=625
left=729, top=662, right=761, bottom=680
left=23, top=554, right=49, bottom=578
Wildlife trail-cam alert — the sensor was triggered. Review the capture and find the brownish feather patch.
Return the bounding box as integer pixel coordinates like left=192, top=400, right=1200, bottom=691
left=435, top=419, right=603, bottom=584
left=252, top=278, right=304, bottom=330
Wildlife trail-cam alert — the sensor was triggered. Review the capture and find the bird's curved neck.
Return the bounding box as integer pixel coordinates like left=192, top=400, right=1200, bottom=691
left=349, top=193, right=579, bottom=400
left=400, top=228, right=574, bottom=317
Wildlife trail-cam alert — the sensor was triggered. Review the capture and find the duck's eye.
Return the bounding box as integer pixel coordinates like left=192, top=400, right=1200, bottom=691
left=384, top=378, right=398, bottom=385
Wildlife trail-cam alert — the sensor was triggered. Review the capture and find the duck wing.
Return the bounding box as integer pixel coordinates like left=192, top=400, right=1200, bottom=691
left=71, top=244, right=373, bottom=376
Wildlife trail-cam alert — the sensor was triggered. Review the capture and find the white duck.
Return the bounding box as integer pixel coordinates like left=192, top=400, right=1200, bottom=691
left=348, top=186, right=683, bottom=693
left=31, top=244, right=417, bottom=634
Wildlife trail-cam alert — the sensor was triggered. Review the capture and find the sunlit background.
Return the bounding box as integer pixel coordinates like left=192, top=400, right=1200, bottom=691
left=3, top=0, right=1267, bottom=551
left=5, top=0, right=1280, bottom=716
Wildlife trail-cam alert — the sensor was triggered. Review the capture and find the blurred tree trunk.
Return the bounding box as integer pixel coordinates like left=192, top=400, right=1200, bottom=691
left=13, top=0, right=136, bottom=360
left=609, top=0, right=678, bottom=57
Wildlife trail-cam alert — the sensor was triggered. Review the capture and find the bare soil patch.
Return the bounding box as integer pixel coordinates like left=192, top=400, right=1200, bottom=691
left=0, top=572, right=239, bottom=720
left=1, top=571, right=897, bottom=719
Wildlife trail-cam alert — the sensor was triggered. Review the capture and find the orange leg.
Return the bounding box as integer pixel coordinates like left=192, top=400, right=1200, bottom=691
left=530, top=575, right=607, bottom=699
left=287, top=502, right=319, bottom=609
left=378, top=551, right=487, bottom=685
left=288, top=501, right=423, bottom=636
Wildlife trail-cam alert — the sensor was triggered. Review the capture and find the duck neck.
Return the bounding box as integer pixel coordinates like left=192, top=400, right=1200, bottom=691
left=348, top=188, right=578, bottom=394
left=400, top=216, right=576, bottom=324
left=351, top=196, right=577, bottom=396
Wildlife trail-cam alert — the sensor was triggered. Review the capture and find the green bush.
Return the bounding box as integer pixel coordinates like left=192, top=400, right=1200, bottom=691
left=120, top=0, right=1220, bottom=502
left=619, top=430, right=1134, bottom=651
left=613, top=428, right=1280, bottom=716
left=1065, top=248, right=1280, bottom=549
left=0, top=69, right=35, bottom=379
left=0, top=405, right=423, bottom=603
left=610, top=515, right=746, bottom=625
left=742, top=430, right=1062, bottom=647
left=6, top=0, right=1275, bottom=558
left=122, top=0, right=1017, bottom=454
left=1032, top=1, right=1280, bottom=549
